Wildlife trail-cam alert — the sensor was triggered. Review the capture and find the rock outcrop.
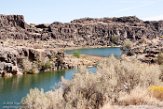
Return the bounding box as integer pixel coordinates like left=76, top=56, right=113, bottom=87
left=0, top=15, right=163, bottom=47
left=0, top=46, right=71, bottom=77
left=0, top=47, right=21, bottom=77
left=123, top=38, right=163, bottom=64
left=0, top=15, right=163, bottom=75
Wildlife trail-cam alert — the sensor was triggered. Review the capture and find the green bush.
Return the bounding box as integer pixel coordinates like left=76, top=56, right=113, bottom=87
left=73, top=50, right=80, bottom=58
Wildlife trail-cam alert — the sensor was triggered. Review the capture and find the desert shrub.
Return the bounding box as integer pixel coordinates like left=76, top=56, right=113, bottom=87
left=22, top=56, right=162, bottom=109
left=110, top=35, right=119, bottom=44
left=73, top=50, right=80, bottom=58
left=28, top=66, right=39, bottom=74
left=118, top=86, right=163, bottom=106
left=22, top=59, right=32, bottom=74
left=123, top=39, right=132, bottom=49
left=148, top=86, right=163, bottom=100
left=44, top=61, right=52, bottom=69
left=21, top=88, right=65, bottom=109
left=22, top=59, right=39, bottom=74
left=157, top=52, right=163, bottom=64
left=39, top=61, right=52, bottom=70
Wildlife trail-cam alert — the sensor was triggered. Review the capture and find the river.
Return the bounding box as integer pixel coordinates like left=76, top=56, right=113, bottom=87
left=0, top=47, right=121, bottom=108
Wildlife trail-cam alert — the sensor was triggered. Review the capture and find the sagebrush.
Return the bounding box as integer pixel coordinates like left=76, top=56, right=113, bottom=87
left=21, top=56, right=163, bottom=109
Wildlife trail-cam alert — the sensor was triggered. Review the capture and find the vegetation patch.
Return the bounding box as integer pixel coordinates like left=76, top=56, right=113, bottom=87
left=123, top=39, right=132, bottom=49
left=110, top=35, right=119, bottom=44
left=148, top=86, right=163, bottom=100
left=21, top=56, right=163, bottom=109
left=73, top=50, right=81, bottom=58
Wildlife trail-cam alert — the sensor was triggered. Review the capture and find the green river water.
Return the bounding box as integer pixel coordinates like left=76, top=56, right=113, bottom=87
left=0, top=47, right=122, bottom=108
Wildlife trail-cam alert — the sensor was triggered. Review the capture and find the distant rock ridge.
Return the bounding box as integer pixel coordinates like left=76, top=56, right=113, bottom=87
left=0, top=14, right=26, bottom=28
left=0, top=14, right=163, bottom=46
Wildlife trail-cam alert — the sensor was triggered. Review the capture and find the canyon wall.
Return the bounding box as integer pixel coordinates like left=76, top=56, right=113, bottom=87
left=0, top=15, right=163, bottom=46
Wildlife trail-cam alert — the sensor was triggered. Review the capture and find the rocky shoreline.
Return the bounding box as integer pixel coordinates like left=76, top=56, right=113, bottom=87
left=0, top=46, right=68, bottom=77
left=0, top=14, right=163, bottom=77
left=0, top=44, right=107, bottom=77
left=122, top=37, right=163, bottom=64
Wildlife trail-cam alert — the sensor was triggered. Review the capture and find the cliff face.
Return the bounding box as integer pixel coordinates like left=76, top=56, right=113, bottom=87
left=0, top=15, right=163, bottom=46
left=0, top=15, right=25, bottom=28
left=0, top=46, right=72, bottom=77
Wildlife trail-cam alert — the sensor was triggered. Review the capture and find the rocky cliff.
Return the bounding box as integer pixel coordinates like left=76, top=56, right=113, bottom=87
left=0, top=15, right=163, bottom=46
left=0, top=15, right=163, bottom=76
left=0, top=46, right=74, bottom=77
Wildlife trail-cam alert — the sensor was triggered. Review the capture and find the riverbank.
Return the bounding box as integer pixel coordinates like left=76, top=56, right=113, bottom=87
left=0, top=15, right=163, bottom=109
left=0, top=46, right=70, bottom=77
left=0, top=38, right=122, bottom=78
left=122, top=37, right=163, bottom=64
left=22, top=56, right=163, bottom=109
left=0, top=45, right=115, bottom=77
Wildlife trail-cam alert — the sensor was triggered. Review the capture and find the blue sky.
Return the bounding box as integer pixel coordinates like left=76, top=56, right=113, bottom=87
left=0, top=0, right=163, bottom=24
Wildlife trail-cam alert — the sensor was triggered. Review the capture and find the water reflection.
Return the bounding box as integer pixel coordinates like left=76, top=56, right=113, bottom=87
left=0, top=67, right=96, bottom=107
left=0, top=47, right=120, bottom=107
left=0, top=70, right=73, bottom=107
left=65, top=47, right=122, bottom=57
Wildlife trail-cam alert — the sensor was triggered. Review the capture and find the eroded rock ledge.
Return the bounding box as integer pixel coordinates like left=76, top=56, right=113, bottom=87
left=0, top=46, right=73, bottom=77
left=0, top=15, right=163, bottom=76
left=0, top=15, right=163, bottom=47
left=0, top=45, right=99, bottom=77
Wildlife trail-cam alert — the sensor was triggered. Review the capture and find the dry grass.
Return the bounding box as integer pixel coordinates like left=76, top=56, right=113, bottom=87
left=21, top=56, right=163, bottom=109
left=118, top=87, right=163, bottom=106
left=148, top=86, right=163, bottom=100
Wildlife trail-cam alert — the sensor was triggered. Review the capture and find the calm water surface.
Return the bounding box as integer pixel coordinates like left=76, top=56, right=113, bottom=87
left=0, top=47, right=121, bottom=108
left=65, top=47, right=122, bottom=57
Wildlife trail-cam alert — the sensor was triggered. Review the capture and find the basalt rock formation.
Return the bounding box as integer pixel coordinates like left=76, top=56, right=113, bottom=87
left=0, top=15, right=163, bottom=47
left=0, top=15, right=163, bottom=76
left=127, top=39, right=163, bottom=64
left=0, top=46, right=71, bottom=77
